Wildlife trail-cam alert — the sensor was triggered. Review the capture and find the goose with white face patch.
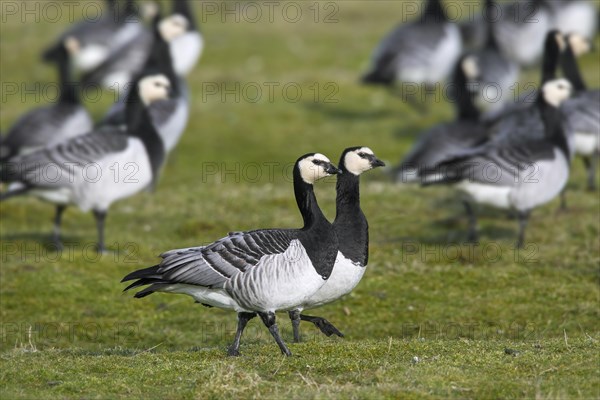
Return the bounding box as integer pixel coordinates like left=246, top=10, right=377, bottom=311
left=99, top=13, right=189, bottom=154
left=286, top=147, right=385, bottom=342
left=0, top=74, right=170, bottom=252
left=42, top=0, right=144, bottom=73
left=362, top=0, right=462, bottom=88
left=558, top=33, right=599, bottom=191
left=122, top=154, right=341, bottom=357
left=1, top=40, right=92, bottom=162
left=492, top=0, right=552, bottom=67
left=419, top=79, right=573, bottom=248
left=82, top=0, right=201, bottom=92
left=392, top=55, right=489, bottom=183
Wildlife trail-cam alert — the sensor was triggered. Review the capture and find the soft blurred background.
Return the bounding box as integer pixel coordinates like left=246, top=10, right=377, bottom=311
left=1, top=1, right=599, bottom=398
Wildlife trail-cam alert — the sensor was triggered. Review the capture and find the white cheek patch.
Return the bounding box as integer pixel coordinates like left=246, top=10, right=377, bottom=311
left=159, top=15, right=188, bottom=42
left=570, top=35, right=590, bottom=57
left=542, top=79, right=571, bottom=107
left=344, top=147, right=375, bottom=175
left=462, top=56, right=479, bottom=80
left=139, top=75, right=170, bottom=105
left=298, top=154, right=331, bottom=184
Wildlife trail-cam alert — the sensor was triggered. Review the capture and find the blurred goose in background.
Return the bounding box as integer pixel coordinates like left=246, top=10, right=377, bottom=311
left=419, top=79, right=573, bottom=247
left=392, top=55, right=489, bottom=183
left=559, top=33, right=600, bottom=190
left=43, top=0, right=143, bottom=73
left=99, top=13, right=189, bottom=153
left=0, top=74, right=170, bottom=252
left=82, top=0, right=201, bottom=93
left=1, top=40, right=92, bottom=162
left=458, top=11, right=487, bottom=51
left=462, top=0, right=520, bottom=114
left=288, top=147, right=385, bottom=342
left=362, top=0, right=462, bottom=88
left=492, top=0, right=552, bottom=67
left=122, top=154, right=341, bottom=357
left=546, top=0, right=598, bottom=40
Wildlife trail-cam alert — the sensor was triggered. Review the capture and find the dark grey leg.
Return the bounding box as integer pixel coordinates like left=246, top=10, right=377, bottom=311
left=516, top=210, right=531, bottom=249
left=52, top=205, right=67, bottom=250
left=584, top=155, right=598, bottom=191
left=228, top=312, right=256, bottom=357
left=288, top=310, right=302, bottom=343
left=300, top=314, right=344, bottom=338
left=258, top=312, right=291, bottom=356
left=93, top=210, right=107, bottom=253
left=463, top=200, right=478, bottom=242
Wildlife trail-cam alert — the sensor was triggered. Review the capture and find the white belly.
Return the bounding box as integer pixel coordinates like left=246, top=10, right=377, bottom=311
left=301, top=252, right=366, bottom=309
left=171, top=33, right=203, bottom=76
left=574, top=132, right=599, bottom=156
left=160, top=284, right=243, bottom=311
left=457, top=181, right=512, bottom=209
left=74, top=45, right=109, bottom=72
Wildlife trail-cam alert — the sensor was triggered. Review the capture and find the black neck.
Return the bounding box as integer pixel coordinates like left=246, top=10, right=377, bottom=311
left=538, top=98, right=570, bottom=159
left=173, top=0, right=197, bottom=31
left=561, top=44, right=587, bottom=91
left=146, top=22, right=180, bottom=94
left=452, top=60, right=480, bottom=121
left=56, top=46, right=78, bottom=104
left=421, top=0, right=446, bottom=22
left=126, top=88, right=165, bottom=185
left=293, top=171, right=327, bottom=229
left=484, top=0, right=499, bottom=50
left=334, top=169, right=369, bottom=265
left=540, top=33, right=560, bottom=86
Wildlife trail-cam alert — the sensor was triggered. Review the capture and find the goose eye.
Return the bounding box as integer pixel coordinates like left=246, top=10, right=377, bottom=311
left=357, top=152, right=367, bottom=158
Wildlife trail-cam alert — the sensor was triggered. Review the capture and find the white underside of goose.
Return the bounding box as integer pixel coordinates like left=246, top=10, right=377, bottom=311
left=74, top=45, right=109, bottom=72
left=171, top=32, right=203, bottom=76
left=300, top=252, right=365, bottom=309
left=102, top=71, right=132, bottom=94
left=157, top=97, right=189, bottom=152
left=457, top=181, right=512, bottom=209
left=552, top=2, right=597, bottom=39
left=574, top=132, right=599, bottom=156
left=26, top=137, right=153, bottom=212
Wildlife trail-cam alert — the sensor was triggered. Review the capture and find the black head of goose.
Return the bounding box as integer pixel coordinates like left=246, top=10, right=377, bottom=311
left=418, top=78, right=573, bottom=247
left=558, top=32, right=599, bottom=190
left=0, top=73, right=171, bottom=253
left=287, top=147, right=385, bottom=342
left=361, top=0, right=462, bottom=86
left=122, top=153, right=341, bottom=356
left=392, top=54, right=488, bottom=183
left=1, top=39, right=93, bottom=162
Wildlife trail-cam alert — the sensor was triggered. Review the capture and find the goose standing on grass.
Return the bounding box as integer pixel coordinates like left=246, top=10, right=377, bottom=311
left=559, top=33, right=600, bottom=191
left=546, top=0, right=598, bottom=40
left=463, top=0, right=520, bottom=114
left=43, top=0, right=143, bottom=73
left=82, top=0, right=202, bottom=92
left=286, top=147, right=385, bottom=342
left=419, top=79, right=573, bottom=247
left=362, top=0, right=462, bottom=88
left=0, top=73, right=170, bottom=252
left=1, top=40, right=92, bottom=162
left=99, top=13, right=189, bottom=153
left=492, top=0, right=552, bottom=67
left=392, top=55, right=489, bottom=183
left=122, top=154, right=341, bottom=357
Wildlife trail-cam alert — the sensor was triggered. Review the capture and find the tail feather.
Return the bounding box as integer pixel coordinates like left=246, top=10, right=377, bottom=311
left=122, top=265, right=168, bottom=299
left=121, top=264, right=161, bottom=283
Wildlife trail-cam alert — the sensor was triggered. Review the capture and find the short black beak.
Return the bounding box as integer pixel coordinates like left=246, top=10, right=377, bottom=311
left=371, top=157, right=385, bottom=168
left=325, top=163, right=342, bottom=175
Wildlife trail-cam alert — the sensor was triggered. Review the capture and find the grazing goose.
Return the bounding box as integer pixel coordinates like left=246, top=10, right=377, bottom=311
left=0, top=74, right=170, bottom=252
left=287, top=147, right=385, bottom=342
left=362, top=0, right=462, bottom=87
left=122, top=154, right=341, bottom=357
left=1, top=40, right=92, bottom=162
left=463, top=0, right=520, bottom=113
left=546, top=0, right=598, bottom=40
left=559, top=33, right=600, bottom=190
left=419, top=79, right=573, bottom=247
left=392, top=55, right=489, bottom=183
left=82, top=0, right=201, bottom=92
left=492, top=0, right=552, bottom=67
left=43, top=0, right=143, bottom=73
left=99, top=13, right=189, bottom=153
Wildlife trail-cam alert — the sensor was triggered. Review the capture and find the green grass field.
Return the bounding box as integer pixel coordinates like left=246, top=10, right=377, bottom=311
left=1, top=1, right=599, bottom=398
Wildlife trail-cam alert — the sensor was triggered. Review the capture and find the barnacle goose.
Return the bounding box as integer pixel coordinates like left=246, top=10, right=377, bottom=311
left=362, top=0, right=462, bottom=87
left=392, top=55, right=489, bottom=183
left=122, top=154, right=341, bottom=356
left=0, top=74, right=170, bottom=252
left=82, top=0, right=201, bottom=92
left=559, top=33, right=600, bottom=190
left=462, top=0, right=520, bottom=113
left=99, top=13, right=189, bottom=153
left=1, top=40, right=92, bottom=162
left=492, top=0, right=552, bottom=67
left=287, top=147, right=385, bottom=342
left=43, top=0, right=143, bottom=73
left=546, top=0, right=598, bottom=40
left=419, top=79, right=573, bottom=247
